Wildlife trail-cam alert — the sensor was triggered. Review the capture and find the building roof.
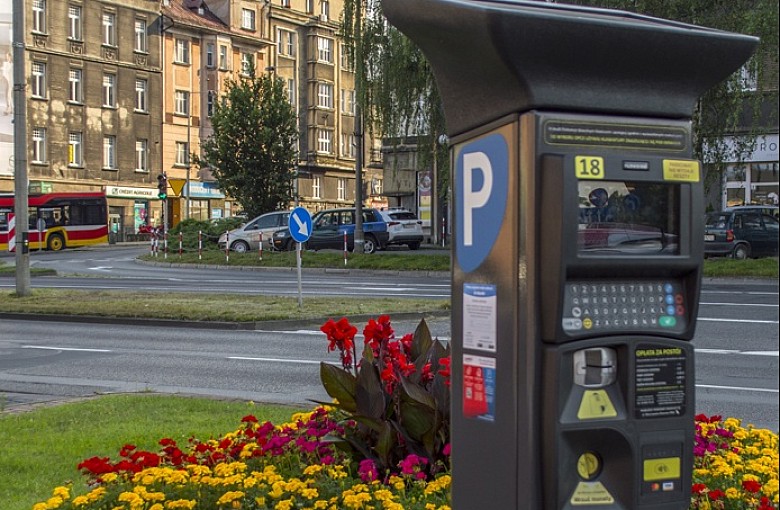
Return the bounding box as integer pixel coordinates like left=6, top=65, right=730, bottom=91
left=162, top=0, right=269, bottom=45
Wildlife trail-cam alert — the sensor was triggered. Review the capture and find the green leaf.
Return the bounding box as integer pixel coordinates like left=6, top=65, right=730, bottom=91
left=410, top=318, right=433, bottom=361
left=399, top=399, right=436, bottom=443
left=319, top=362, right=357, bottom=413
left=356, top=363, right=386, bottom=419
left=400, top=377, right=436, bottom=410
left=375, top=421, right=396, bottom=467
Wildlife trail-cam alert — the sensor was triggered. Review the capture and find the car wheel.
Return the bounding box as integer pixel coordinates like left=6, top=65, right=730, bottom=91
left=47, top=233, right=65, bottom=251
left=231, top=240, right=250, bottom=253
left=732, top=244, right=750, bottom=260
left=408, top=242, right=421, bottom=250
left=284, top=239, right=296, bottom=251
left=363, top=235, right=377, bottom=254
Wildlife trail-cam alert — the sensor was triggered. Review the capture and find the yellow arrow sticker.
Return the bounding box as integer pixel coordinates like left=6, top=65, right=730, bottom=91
left=577, top=452, right=601, bottom=480
left=577, top=389, right=618, bottom=420
left=644, top=457, right=681, bottom=481
left=571, top=481, right=615, bottom=506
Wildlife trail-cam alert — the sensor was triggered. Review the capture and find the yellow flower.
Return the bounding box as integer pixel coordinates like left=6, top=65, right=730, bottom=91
left=275, top=499, right=295, bottom=510
left=166, top=500, right=197, bottom=509
left=217, top=491, right=245, bottom=506
left=725, top=488, right=740, bottom=499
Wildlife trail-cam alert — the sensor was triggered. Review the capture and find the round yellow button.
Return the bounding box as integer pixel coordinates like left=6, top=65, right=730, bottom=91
left=577, top=452, right=601, bottom=480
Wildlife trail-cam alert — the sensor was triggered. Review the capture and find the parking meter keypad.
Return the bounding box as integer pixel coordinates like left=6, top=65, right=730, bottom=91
left=562, top=280, right=686, bottom=334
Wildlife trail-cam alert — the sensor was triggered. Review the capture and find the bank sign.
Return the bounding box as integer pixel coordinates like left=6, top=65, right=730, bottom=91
left=455, top=131, right=509, bottom=273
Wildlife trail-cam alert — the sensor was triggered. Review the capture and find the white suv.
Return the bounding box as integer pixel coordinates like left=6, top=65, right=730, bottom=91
left=218, top=210, right=290, bottom=253
left=378, top=208, right=424, bottom=250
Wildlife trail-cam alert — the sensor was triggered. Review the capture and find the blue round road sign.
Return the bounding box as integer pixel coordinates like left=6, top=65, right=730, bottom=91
left=289, top=207, right=312, bottom=243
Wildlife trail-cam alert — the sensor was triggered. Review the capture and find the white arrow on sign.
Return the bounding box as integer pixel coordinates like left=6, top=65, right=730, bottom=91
left=293, top=212, right=309, bottom=237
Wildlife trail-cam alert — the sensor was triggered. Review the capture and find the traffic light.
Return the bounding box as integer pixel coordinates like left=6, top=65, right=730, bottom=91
left=157, top=173, right=168, bottom=200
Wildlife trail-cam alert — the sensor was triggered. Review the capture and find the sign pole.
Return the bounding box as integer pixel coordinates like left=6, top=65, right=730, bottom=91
left=296, top=242, right=303, bottom=309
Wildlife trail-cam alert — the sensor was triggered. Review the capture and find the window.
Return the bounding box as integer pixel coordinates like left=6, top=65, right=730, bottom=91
left=317, top=129, right=332, bottom=154
left=135, top=19, right=147, bottom=52
left=241, top=8, right=256, bottom=30
left=175, top=38, right=190, bottom=64
left=136, top=139, right=148, bottom=172
left=739, top=64, right=758, bottom=92
left=175, top=141, right=190, bottom=166
left=219, top=45, right=228, bottom=69
left=103, top=136, right=117, bottom=169
left=306, top=0, right=314, bottom=14
left=68, top=132, right=83, bottom=166
left=277, top=29, right=296, bottom=57
left=241, top=52, right=254, bottom=75
left=206, top=43, right=215, bottom=68
left=206, top=91, right=216, bottom=117
left=321, top=0, right=330, bottom=21
left=337, top=178, right=346, bottom=201
left=31, top=62, right=46, bottom=98
left=135, top=79, right=147, bottom=111
left=103, top=74, right=116, bottom=107
left=317, top=37, right=333, bottom=63
left=68, top=68, right=82, bottom=103
left=32, top=128, right=46, bottom=163
left=340, top=45, right=353, bottom=71
left=317, top=82, right=333, bottom=109
left=286, top=78, right=296, bottom=106
left=341, top=133, right=356, bottom=158
left=174, top=90, right=190, bottom=115
left=103, top=13, right=116, bottom=46
left=68, top=5, right=81, bottom=40
left=32, top=0, right=46, bottom=33
left=341, top=89, right=355, bottom=114
left=281, top=0, right=290, bottom=7
left=312, top=176, right=321, bottom=199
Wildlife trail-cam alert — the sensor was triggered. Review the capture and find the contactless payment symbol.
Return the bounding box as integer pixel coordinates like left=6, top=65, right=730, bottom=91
left=455, top=132, right=509, bottom=273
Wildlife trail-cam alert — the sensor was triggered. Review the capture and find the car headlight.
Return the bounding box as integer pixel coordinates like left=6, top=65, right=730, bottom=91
left=273, top=231, right=286, bottom=238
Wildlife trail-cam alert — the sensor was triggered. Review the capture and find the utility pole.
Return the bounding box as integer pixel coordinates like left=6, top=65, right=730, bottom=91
left=352, top=4, right=365, bottom=254
left=13, top=0, right=30, bottom=296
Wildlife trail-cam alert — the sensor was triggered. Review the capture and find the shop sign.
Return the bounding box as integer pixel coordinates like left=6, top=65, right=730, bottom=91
left=105, top=185, right=157, bottom=199
left=186, top=181, right=226, bottom=199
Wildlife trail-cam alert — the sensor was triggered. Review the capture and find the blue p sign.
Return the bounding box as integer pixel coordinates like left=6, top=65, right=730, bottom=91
left=455, top=133, right=509, bottom=273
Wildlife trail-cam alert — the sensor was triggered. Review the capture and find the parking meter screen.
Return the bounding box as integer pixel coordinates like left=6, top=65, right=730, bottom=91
left=578, top=181, right=680, bottom=255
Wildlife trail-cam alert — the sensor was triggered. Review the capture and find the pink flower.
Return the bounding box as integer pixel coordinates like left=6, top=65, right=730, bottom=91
left=358, top=459, right=379, bottom=482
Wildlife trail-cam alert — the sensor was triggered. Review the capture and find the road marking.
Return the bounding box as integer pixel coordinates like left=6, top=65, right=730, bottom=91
left=697, top=384, right=779, bottom=393
left=22, top=345, right=112, bottom=353
left=696, top=348, right=779, bottom=357
left=698, top=317, right=779, bottom=324
left=227, top=356, right=321, bottom=364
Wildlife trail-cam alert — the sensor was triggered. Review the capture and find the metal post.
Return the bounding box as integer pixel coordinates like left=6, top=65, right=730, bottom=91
left=12, top=0, right=30, bottom=296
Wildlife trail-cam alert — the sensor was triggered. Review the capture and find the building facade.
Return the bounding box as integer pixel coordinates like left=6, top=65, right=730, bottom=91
left=3, top=0, right=384, bottom=241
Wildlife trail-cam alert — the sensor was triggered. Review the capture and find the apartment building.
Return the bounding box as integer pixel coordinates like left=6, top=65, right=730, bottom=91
left=0, top=0, right=164, bottom=238
left=266, top=0, right=385, bottom=213
left=4, top=0, right=384, bottom=239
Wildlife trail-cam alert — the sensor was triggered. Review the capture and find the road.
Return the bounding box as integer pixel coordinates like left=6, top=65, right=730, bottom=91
left=0, top=246, right=777, bottom=431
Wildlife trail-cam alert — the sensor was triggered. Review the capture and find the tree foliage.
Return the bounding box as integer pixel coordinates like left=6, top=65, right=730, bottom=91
left=198, top=68, right=298, bottom=218
left=343, top=0, right=778, bottom=199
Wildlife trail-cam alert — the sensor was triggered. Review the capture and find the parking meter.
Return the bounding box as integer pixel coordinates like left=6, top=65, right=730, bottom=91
left=382, top=1, right=758, bottom=509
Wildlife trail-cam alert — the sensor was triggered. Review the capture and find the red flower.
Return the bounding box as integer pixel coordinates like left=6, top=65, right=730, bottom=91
left=363, top=315, right=394, bottom=352
left=321, top=317, right=357, bottom=369
left=77, top=456, right=114, bottom=475
left=692, top=483, right=708, bottom=494
left=742, top=480, right=762, bottom=493
left=708, top=489, right=724, bottom=501
left=241, top=415, right=258, bottom=423
left=438, top=357, right=451, bottom=386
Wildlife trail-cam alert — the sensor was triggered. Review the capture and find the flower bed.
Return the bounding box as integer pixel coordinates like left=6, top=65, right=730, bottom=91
left=33, top=317, right=778, bottom=510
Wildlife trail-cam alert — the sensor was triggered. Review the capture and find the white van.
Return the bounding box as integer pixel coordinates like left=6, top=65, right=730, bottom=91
left=218, top=210, right=290, bottom=253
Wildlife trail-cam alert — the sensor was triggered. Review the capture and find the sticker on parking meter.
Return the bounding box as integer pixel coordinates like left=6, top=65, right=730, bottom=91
left=634, top=346, right=687, bottom=419
left=663, top=160, right=700, bottom=182
left=463, top=283, right=497, bottom=352
left=575, top=156, right=605, bottom=180
left=463, top=354, right=496, bottom=421
left=455, top=133, right=509, bottom=273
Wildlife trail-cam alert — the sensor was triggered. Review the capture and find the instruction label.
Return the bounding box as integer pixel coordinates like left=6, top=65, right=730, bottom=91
left=463, top=354, right=496, bottom=421
left=571, top=481, right=616, bottom=506
left=544, top=121, right=688, bottom=152
left=463, top=283, right=497, bottom=352
left=634, top=346, right=687, bottom=419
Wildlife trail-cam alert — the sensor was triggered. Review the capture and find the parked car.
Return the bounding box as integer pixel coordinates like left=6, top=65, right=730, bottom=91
left=725, top=204, right=779, bottom=219
left=218, top=210, right=290, bottom=253
left=377, top=208, right=424, bottom=250
left=704, top=210, right=779, bottom=259
left=272, top=207, right=388, bottom=254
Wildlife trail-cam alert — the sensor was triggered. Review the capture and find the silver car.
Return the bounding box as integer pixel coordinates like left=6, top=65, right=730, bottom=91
left=218, top=211, right=290, bottom=253
left=378, top=208, right=424, bottom=250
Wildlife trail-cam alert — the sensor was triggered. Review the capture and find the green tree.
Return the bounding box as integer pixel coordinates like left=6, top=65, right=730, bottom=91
left=198, top=67, right=298, bottom=218
left=343, top=0, right=777, bottom=199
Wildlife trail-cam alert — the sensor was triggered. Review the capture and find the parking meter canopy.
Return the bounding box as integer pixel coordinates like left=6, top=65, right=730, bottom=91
left=382, top=0, right=758, bottom=136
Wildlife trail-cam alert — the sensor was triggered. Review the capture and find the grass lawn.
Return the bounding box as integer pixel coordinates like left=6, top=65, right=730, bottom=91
left=0, top=394, right=303, bottom=510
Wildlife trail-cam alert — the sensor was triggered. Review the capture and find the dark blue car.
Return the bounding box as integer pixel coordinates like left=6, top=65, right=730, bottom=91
left=272, top=207, right=389, bottom=254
